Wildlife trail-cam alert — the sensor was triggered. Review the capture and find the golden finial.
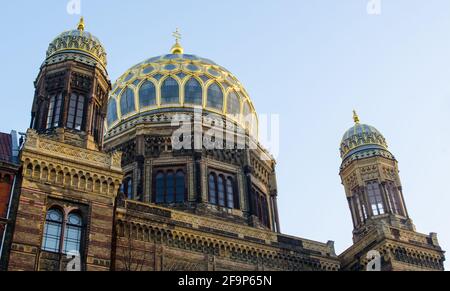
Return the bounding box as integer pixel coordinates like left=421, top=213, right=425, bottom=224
left=170, top=28, right=184, bottom=54
left=353, top=110, right=360, bottom=124
left=77, top=17, right=85, bottom=31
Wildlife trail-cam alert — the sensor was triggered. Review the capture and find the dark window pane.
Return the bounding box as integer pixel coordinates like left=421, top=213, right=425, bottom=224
left=217, top=176, right=225, bottom=207
left=226, top=178, right=234, bottom=209
left=120, top=87, right=136, bottom=116
left=107, top=99, right=118, bottom=125
left=75, top=96, right=85, bottom=130
left=53, top=94, right=62, bottom=128
left=227, top=91, right=240, bottom=116
left=156, top=172, right=165, bottom=203
left=209, top=174, right=217, bottom=205
left=46, top=95, right=56, bottom=129
left=207, top=83, right=223, bottom=111
left=184, top=78, right=203, bottom=105
left=139, top=81, right=157, bottom=107
left=161, top=77, right=179, bottom=104
left=67, top=94, right=77, bottom=128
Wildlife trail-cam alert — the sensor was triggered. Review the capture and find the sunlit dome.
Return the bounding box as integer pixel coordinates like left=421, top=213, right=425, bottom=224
left=45, top=18, right=107, bottom=69
left=340, top=111, right=389, bottom=160
left=106, top=39, right=258, bottom=137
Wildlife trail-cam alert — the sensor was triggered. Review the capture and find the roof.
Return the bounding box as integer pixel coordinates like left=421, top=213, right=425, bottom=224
left=0, top=132, right=12, bottom=163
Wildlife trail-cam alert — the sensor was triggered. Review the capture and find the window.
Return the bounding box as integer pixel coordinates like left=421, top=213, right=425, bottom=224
left=156, top=172, right=165, bottom=203
left=209, top=173, right=217, bottom=205
left=226, top=178, right=235, bottom=209
left=120, top=87, right=136, bottom=116
left=208, top=171, right=238, bottom=209
left=139, top=81, right=156, bottom=107
left=153, top=168, right=186, bottom=204
left=386, top=182, right=404, bottom=216
left=42, top=208, right=83, bottom=256
left=107, top=99, right=118, bottom=125
left=161, top=77, right=180, bottom=104
left=63, top=213, right=82, bottom=254
left=121, top=177, right=133, bottom=199
left=184, top=78, right=203, bottom=105
left=367, top=181, right=385, bottom=216
left=252, top=188, right=270, bottom=228
left=217, top=176, right=226, bottom=207
left=46, top=94, right=63, bottom=129
left=207, top=83, right=223, bottom=111
left=67, top=93, right=85, bottom=131
left=42, top=209, right=63, bottom=253
left=352, top=190, right=367, bottom=224
left=227, top=91, right=241, bottom=116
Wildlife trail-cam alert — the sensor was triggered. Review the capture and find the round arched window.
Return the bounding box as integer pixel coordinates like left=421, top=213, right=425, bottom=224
left=207, top=83, right=223, bottom=111
left=120, top=87, right=136, bottom=116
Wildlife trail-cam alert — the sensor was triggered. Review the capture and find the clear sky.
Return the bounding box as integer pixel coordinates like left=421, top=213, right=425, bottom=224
left=0, top=0, right=448, bottom=269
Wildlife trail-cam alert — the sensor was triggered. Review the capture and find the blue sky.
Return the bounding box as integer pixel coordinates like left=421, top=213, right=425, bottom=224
left=0, top=0, right=449, bottom=269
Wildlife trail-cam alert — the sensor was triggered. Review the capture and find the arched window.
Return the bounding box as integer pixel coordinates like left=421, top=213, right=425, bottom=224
left=352, top=192, right=364, bottom=224
left=227, top=91, right=241, bottom=116
left=208, top=171, right=238, bottom=209
left=207, top=83, right=223, bottom=111
left=226, top=178, right=235, bottom=209
left=63, top=213, right=83, bottom=254
left=367, top=181, right=385, bottom=216
left=175, top=171, right=185, bottom=203
left=107, top=99, right=118, bottom=126
left=242, top=101, right=252, bottom=130
left=208, top=173, right=217, bottom=205
left=155, top=172, right=165, bottom=203
left=42, top=208, right=63, bottom=253
left=161, top=77, right=180, bottom=104
left=166, top=171, right=175, bottom=203
left=120, top=87, right=136, bottom=116
left=67, top=93, right=85, bottom=131
left=139, top=81, right=156, bottom=107
left=46, top=94, right=63, bottom=129
left=184, top=78, right=203, bottom=105
left=386, top=182, right=404, bottom=216
left=217, top=176, right=225, bottom=207
left=153, top=168, right=187, bottom=204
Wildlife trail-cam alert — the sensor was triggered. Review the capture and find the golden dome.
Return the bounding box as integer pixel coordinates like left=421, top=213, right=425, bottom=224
left=45, top=18, right=107, bottom=69
left=340, top=112, right=389, bottom=160
left=106, top=52, right=258, bottom=137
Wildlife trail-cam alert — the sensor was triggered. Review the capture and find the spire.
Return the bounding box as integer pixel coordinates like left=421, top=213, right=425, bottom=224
left=77, top=17, right=85, bottom=32
left=170, top=28, right=184, bottom=54
left=353, top=110, right=360, bottom=124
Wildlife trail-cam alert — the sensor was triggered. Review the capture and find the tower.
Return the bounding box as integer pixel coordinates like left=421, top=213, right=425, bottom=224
left=338, top=111, right=445, bottom=271
left=30, top=17, right=109, bottom=150
left=6, top=19, right=123, bottom=271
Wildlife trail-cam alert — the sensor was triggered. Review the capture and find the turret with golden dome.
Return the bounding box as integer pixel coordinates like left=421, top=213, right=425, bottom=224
left=31, top=18, right=111, bottom=150
left=105, top=29, right=258, bottom=138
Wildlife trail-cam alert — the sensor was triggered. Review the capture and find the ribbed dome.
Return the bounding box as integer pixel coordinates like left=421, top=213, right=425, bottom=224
left=106, top=51, right=258, bottom=137
left=340, top=112, right=388, bottom=160
left=45, top=18, right=107, bottom=69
